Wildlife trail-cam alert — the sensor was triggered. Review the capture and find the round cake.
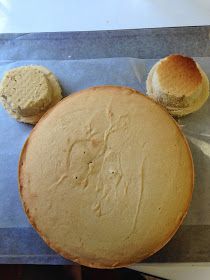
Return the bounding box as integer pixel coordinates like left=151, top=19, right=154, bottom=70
left=19, top=86, right=194, bottom=268
left=146, top=54, right=209, bottom=117
left=0, top=65, right=62, bottom=124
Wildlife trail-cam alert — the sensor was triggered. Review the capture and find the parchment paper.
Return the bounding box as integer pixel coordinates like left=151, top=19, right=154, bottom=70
left=0, top=57, right=209, bottom=262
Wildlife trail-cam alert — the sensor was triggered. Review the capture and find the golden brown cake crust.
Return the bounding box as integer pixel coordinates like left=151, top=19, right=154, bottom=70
left=157, top=54, right=202, bottom=97
left=146, top=55, right=209, bottom=116
left=19, top=86, right=194, bottom=268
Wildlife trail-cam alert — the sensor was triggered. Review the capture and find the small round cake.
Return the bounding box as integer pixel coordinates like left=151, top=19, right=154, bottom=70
left=19, top=86, right=194, bottom=268
left=0, top=65, right=62, bottom=124
left=146, top=54, right=209, bottom=116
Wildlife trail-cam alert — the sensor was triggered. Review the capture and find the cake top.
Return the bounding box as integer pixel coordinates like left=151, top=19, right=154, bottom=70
left=156, top=54, right=202, bottom=97
left=19, top=86, right=193, bottom=268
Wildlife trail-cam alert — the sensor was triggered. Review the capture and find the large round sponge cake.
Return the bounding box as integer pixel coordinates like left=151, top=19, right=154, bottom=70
left=19, top=86, right=194, bottom=268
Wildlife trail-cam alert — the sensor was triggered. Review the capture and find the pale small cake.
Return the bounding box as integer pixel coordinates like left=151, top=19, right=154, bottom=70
left=146, top=54, right=209, bottom=116
left=19, top=86, right=194, bottom=268
left=0, top=65, right=62, bottom=124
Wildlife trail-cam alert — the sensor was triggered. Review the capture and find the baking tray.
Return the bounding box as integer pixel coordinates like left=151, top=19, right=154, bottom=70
left=0, top=26, right=210, bottom=264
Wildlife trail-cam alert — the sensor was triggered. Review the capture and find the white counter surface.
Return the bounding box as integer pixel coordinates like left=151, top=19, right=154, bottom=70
left=0, top=0, right=210, bottom=33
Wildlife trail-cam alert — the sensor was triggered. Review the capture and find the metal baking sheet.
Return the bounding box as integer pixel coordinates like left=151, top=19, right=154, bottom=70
left=0, top=26, right=210, bottom=264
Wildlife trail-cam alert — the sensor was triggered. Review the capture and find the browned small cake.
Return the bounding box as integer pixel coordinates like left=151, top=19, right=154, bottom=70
left=146, top=54, right=209, bottom=116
